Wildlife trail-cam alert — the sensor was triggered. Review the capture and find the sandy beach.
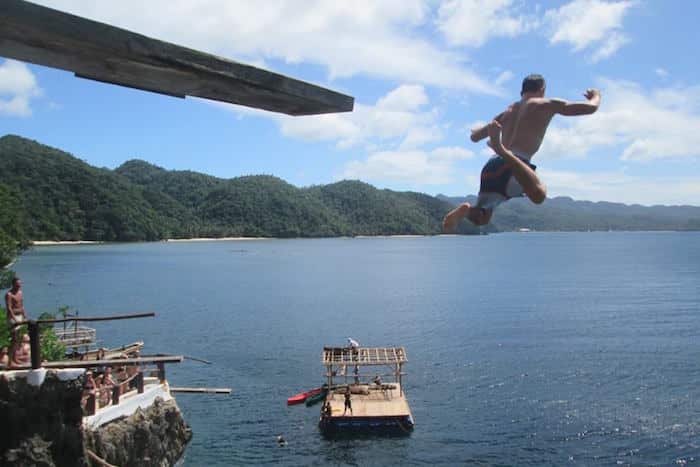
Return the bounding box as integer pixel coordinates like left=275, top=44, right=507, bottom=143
left=31, top=240, right=104, bottom=246
left=165, top=237, right=270, bottom=242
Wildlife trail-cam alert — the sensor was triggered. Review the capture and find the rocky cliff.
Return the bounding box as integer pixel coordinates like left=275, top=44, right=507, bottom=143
left=0, top=370, right=191, bottom=467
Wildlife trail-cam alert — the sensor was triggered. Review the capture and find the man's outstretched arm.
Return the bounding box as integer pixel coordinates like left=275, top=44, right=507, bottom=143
left=548, top=88, right=601, bottom=116
left=471, top=108, right=512, bottom=142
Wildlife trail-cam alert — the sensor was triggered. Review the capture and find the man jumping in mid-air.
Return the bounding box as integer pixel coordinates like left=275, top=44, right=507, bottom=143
left=443, top=74, right=601, bottom=230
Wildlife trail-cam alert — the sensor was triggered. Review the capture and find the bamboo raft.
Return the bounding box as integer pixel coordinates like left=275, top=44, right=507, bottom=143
left=318, top=346, right=414, bottom=435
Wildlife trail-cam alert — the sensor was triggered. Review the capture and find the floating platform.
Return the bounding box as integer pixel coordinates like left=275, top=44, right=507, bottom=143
left=318, top=346, right=414, bottom=436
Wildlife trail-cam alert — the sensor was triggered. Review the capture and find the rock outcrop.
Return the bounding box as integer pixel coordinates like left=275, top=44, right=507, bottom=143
left=84, top=397, right=192, bottom=467
left=0, top=371, right=191, bottom=467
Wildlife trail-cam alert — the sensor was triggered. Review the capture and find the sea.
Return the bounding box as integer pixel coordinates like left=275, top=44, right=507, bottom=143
left=12, top=232, right=700, bottom=466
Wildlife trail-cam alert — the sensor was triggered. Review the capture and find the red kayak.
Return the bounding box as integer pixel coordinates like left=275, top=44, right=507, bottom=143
left=287, top=387, right=323, bottom=405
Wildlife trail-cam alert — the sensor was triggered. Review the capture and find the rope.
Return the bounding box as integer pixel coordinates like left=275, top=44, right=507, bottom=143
left=85, top=448, right=118, bottom=467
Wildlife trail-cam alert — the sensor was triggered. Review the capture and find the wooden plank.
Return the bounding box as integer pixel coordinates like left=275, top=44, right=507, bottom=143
left=0, top=0, right=353, bottom=115
left=14, top=355, right=184, bottom=370
left=170, top=387, right=231, bottom=394
left=325, top=385, right=411, bottom=417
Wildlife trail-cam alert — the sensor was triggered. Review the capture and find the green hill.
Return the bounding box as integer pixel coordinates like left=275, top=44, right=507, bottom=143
left=0, top=135, right=476, bottom=249
left=1, top=133, right=697, bottom=256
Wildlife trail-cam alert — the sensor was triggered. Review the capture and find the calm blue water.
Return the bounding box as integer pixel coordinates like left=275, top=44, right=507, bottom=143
left=13, top=233, right=700, bottom=466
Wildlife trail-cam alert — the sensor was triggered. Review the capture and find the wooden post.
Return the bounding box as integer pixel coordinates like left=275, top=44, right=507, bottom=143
left=157, top=362, right=165, bottom=383
left=111, top=385, right=120, bottom=405
left=87, top=393, right=97, bottom=415
left=136, top=370, right=144, bottom=394
left=28, top=320, right=41, bottom=369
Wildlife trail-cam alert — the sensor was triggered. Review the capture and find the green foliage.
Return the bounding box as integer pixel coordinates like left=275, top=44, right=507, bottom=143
left=0, top=269, right=14, bottom=290
left=0, top=310, right=9, bottom=350
left=39, top=327, right=66, bottom=362
left=0, top=307, right=66, bottom=362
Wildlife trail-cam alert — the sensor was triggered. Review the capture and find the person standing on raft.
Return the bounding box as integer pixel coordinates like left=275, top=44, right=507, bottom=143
left=443, top=74, right=601, bottom=230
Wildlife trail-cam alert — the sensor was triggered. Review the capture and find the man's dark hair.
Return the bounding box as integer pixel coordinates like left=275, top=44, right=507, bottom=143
left=521, top=74, right=546, bottom=95
left=11, top=277, right=19, bottom=286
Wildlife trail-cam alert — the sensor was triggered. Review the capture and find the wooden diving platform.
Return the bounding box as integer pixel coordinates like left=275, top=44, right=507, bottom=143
left=0, top=0, right=354, bottom=115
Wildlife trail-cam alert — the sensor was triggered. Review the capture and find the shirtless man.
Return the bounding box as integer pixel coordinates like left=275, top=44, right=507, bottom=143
left=443, top=74, right=601, bottom=229
left=13, top=333, right=31, bottom=366
left=5, top=277, right=27, bottom=365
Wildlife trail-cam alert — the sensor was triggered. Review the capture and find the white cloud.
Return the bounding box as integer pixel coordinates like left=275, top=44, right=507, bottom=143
left=545, top=0, right=635, bottom=61
left=341, top=146, right=473, bottom=185
left=655, top=68, right=669, bottom=79
left=376, top=85, right=428, bottom=112
left=36, top=0, right=500, bottom=94
left=541, top=168, right=700, bottom=206
left=278, top=84, right=443, bottom=149
left=495, top=70, right=515, bottom=87
left=436, top=0, right=537, bottom=47
left=536, top=79, right=700, bottom=162
left=0, top=60, right=42, bottom=117
left=589, top=31, right=629, bottom=63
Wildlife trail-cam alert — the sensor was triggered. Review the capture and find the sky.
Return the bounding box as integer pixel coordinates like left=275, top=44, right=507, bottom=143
left=1, top=0, right=699, bottom=206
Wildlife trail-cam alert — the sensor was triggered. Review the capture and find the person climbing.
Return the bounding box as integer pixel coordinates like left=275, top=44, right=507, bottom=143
left=443, top=74, right=601, bottom=229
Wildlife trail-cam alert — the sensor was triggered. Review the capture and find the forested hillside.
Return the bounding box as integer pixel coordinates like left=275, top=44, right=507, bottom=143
left=0, top=135, right=476, bottom=247
left=1, top=134, right=698, bottom=255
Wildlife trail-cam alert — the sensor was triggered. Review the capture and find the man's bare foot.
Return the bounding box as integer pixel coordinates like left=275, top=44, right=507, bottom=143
left=442, top=203, right=471, bottom=233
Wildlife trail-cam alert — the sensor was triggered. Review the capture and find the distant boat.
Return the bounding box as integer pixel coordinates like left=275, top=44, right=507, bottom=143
left=517, top=228, right=531, bottom=232
left=287, top=387, right=323, bottom=405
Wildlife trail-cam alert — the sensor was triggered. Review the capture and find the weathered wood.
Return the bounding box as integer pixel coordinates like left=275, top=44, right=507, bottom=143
left=14, top=355, right=184, bottom=370
left=0, top=0, right=354, bottom=115
left=322, top=347, right=408, bottom=365
left=170, top=387, right=232, bottom=394
left=136, top=371, right=144, bottom=394
left=111, top=385, right=120, bottom=405
left=28, top=321, right=40, bottom=369
left=325, top=384, right=411, bottom=417
left=157, top=362, right=165, bottom=383
left=86, top=393, right=97, bottom=416
left=35, top=312, right=155, bottom=325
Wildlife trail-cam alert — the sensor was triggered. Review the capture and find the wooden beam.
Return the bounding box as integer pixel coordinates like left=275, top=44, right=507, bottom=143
left=170, top=387, right=231, bottom=394
left=14, top=355, right=184, bottom=370
left=0, top=0, right=354, bottom=115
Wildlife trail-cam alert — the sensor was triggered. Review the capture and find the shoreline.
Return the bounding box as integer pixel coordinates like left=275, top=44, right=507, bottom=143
left=31, top=240, right=104, bottom=246
left=164, top=237, right=270, bottom=242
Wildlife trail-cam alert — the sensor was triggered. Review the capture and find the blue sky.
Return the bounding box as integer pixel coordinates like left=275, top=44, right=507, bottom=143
left=1, top=0, right=699, bottom=206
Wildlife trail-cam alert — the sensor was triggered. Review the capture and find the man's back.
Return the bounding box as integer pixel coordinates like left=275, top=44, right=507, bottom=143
left=499, top=98, right=557, bottom=158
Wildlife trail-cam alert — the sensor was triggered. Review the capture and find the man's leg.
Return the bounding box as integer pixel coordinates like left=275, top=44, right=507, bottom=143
left=497, top=150, right=547, bottom=204
left=442, top=203, right=470, bottom=232
left=488, top=122, right=546, bottom=204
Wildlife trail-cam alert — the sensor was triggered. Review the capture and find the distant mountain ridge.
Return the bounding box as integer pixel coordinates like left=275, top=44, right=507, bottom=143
left=0, top=134, right=698, bottom=247
left=437, top=195, right=700, bottom=232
